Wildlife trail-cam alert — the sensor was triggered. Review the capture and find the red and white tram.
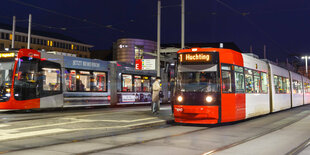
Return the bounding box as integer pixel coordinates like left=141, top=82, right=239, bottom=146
left=0, top=48, right=158, bottom=110
left=173, top=47, right=310, bottom=124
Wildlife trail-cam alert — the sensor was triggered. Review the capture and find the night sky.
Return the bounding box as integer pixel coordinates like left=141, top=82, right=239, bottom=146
left=1, top=0, right=310, bottom=63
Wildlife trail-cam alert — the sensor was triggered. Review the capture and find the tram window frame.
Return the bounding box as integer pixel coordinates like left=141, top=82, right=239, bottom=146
left=305, top=83, right=310, bottom=93
left=122, top=74, right=133, bottom=92
left=292, top=80, right=302, bottom=94
left=77, top=70, right=91, bottom=92
left=14, top=57, right=40, bottom=100
left=274, top=75, right=289, bottom=94
left=245, top=68, right=254, bottom=93
left=142, top=76, right=151, bottom=92
left=65, top=69, right=77, bottom=92
left=221, top=64, right=233, bottom=93
left=297, top=80, right=302, bottom=94
left=285, top=77, right=290, bottom=94
left=234, top=65, right=245, bottom=93
left=39, top=60, right=62, bottom=97
left=253, top=71, right=261, bottom=93
left=134, top=75, right=142, bottom=92
left=92, top=71, right=108, bottom=92
left=261, top=72, right=269, bottom=94
left=65, top=69, right=108, bottom=92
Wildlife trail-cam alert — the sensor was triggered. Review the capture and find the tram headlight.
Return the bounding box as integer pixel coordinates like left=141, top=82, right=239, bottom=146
left=206, top=96, right=213, bottom=103
left=177, top=96, right=183, bottom=102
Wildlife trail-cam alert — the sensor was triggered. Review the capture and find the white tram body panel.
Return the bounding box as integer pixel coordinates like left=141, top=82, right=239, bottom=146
left=303, top=77, right=310, bottom=104
left=242, top=54, right=270, bottom=118
left=269, top=64, right=291, bottom=112
left=290, top=72, right=303, bottom=107
left=40, top=94, right=64, bottom=108
left=40, top=52, right=65, bottom=108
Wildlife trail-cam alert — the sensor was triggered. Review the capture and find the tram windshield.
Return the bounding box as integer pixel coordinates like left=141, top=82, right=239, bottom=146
left=177, top=71, right=218, bottom=92
left=0, top=61, right=15, bottom=101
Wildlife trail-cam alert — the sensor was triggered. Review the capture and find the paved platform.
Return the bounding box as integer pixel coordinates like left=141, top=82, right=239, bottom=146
left=0, top=104, right=174, bottom=154
left=3, top=105, right=310, bottom=155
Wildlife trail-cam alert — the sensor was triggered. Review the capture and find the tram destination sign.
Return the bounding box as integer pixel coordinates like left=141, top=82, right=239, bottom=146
left=0, top=53, right=15, bottom=58
left=179, top=53, right=212, bottom=63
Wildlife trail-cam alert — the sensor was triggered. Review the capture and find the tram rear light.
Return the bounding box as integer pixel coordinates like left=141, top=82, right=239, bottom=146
left=177, top=96, right=183, bottom=102
left=107, top=95, right=111, bottom=100
left=206, top=96, right=213, bottom=103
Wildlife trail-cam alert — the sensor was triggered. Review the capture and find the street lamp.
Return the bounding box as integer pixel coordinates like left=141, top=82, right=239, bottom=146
left=301, top=56, right=310, bottom=75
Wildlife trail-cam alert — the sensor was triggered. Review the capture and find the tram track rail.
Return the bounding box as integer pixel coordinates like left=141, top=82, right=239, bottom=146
left=286, top=138, right=310, bottom=155
left=0, top=106, right=151, bottom=123
left=1, top=106, right=309, bottom=154
left=82, top=111, right=310, bottom=155
left=201, top=112, right=310, bottom=155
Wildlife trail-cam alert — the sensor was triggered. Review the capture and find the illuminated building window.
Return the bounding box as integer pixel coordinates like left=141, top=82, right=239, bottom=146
left=134, top=45, right=144, bottom=59
left=71, top=44, right=74, bottom=50
left=9, top=34, right=12, bottom=40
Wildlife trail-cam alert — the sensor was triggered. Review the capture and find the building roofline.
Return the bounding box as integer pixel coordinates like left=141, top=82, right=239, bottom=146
left=0, top=22, right=93, bottom=47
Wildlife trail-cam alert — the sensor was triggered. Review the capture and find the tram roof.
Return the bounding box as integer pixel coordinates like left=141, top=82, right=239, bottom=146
left=162, top=42, right=242, bottom=53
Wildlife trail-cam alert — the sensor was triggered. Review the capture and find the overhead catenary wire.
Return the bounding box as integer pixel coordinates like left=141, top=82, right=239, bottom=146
left=215, top=0, right=294, bottom=57
left=7, top=0, right=144, bottom=37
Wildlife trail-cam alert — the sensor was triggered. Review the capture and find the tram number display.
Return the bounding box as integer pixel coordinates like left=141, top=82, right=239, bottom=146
left=179, top=53, right=212, bottom=63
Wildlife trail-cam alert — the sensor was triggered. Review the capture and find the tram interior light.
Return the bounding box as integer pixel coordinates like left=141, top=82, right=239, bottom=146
left=177, top=96, right=183, bottom=102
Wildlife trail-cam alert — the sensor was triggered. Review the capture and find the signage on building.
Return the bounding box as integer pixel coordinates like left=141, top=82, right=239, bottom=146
left=142, top=59, right=155, bottom=70
left=135, top=59, right=155, bottom=70
left=135, top=59, right=142, bottom=70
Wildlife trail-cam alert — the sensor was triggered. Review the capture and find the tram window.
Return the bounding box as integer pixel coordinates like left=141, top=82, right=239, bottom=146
left=234, top=66, right=245, bottom=93
left=286, top=78, right=290, bottom=94
left=222, top=71, right=232, bottom=93
left=292, top=80, right=298, bottom=94
left=282, top=77, right=288, bottom=93
left=92, top=72, right=107, bottom=92
left=221, top=66, right=231, bottom=71
left=253, top=71, right=261, bottom=93
left=134, top=76, right=142, bottom=92
left=292, top=80, right=302, bottom=94
left=78, top=71, right=91, bottom=92
left=305, top=83, right=310, bottom=93
left=40, top=61, right=62, bottom=97
left=14, top=57, right=40, bottom=100
left=297, top=81, right=302, bottom=94
left=42, top=68, right=61, bottom=91
left=245, top=69, right=254, bottom=93
left=65, top=69, right=77, bottom=91
left=274, top=75, right=285, bottom=94
left=142, top=77, right=150, bottom=92
left=261, top=72, right=268, bottom=94
left=122, top=74, right=133, bottom=92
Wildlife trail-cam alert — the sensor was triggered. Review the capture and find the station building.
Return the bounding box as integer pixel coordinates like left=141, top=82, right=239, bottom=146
left=114, top=38, right=157, bottom=63
left=0, top=23, right=93, bottom=58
